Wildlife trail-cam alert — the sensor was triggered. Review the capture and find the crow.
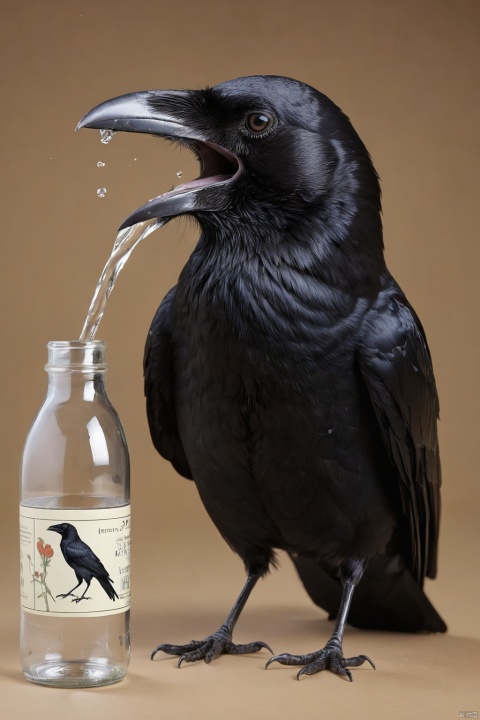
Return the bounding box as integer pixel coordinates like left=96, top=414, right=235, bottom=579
left=77, top=75, right=446, bottom=680
left=48, top=523, right=118, bottom=603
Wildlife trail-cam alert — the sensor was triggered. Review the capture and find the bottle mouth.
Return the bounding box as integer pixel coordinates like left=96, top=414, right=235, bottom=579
left=45, top=340, right=107, bottom=372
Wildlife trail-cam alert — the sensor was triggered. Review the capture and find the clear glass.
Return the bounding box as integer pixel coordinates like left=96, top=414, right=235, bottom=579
left=19, top=341, right=130, bottom=687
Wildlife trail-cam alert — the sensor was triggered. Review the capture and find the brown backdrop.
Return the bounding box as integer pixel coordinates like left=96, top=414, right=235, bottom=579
left=1, top=1, right=479, bottom=718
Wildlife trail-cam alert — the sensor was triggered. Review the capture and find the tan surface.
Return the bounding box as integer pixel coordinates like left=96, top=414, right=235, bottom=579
left=1, top=1, right=479, bottom=718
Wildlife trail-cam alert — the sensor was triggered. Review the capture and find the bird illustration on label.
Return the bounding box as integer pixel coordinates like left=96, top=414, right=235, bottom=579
left=48, top=523, right=118, bottom=603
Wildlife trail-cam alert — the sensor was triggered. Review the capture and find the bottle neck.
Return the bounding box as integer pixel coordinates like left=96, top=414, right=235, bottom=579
left=45, top=341, right=108, bottom=401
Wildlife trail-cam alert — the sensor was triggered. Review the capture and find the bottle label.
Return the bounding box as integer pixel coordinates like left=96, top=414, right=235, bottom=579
left=19, top=505, right=130, bottom=618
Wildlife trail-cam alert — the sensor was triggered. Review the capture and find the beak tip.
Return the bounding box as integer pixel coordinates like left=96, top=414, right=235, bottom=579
left=75, top=114, right=91, bottom=133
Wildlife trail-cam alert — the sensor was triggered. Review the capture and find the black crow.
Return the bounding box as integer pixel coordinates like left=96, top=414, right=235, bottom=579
left=48, top=523, right=118, bottom=603
left=77, top=75, right=446, bottom=680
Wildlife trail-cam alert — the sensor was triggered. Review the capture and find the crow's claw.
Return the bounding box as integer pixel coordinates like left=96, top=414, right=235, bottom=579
left=266, top=638, right=375, bottom=681
left=151, top=627, right=272, bottom=665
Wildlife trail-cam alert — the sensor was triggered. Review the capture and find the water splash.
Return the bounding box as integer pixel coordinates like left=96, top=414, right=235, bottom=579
left=100, top=129, right=116, bottom=144
left=79, top=219, right=164, bottom=342
left=97, top=161, right=106, bottom=168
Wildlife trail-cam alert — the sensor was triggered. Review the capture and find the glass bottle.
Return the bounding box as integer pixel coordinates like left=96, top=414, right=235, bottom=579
left=19, top=340, right=130, bottom=687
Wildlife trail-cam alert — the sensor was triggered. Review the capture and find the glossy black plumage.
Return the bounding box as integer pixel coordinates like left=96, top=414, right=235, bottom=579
left=48, top=523, right=118, bottom=603
left=79, top=75, right=446, bottom=679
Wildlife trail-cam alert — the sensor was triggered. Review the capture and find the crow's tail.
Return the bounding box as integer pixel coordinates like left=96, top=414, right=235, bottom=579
left=290, top=552, right=446, bottom=633
left=97, top=574, right=119, bottom=601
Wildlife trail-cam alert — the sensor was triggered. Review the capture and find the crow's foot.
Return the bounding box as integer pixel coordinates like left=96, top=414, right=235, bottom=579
left=56, top=592, right=78, bottom=600
left=151, top=625, right=272, bottom=666
left=266, top=637, right=375, bottom=681
left=56, top=592, right=91, bottom=603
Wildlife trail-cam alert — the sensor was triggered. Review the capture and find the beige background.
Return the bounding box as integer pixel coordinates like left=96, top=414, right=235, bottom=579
left=1, top=1, right=479, bottom=718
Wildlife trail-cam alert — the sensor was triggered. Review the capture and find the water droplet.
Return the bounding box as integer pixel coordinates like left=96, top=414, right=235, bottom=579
left=100, top=129, right=115, bottom=144
left=176, top=171, right=183, bottom=178
left=97, top=161, right=105, bottom=168
left=97, top=188, right=107, bottom=198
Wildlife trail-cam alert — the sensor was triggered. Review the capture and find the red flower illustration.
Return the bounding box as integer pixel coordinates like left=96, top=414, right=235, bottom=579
left=37, top=540, right=54, bottom=558
left=30, top=537, right=55, bottom=611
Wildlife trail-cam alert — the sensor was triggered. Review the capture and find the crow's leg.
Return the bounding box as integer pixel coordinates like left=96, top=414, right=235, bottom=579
left=72, top=579, right=92, bottom=603
left=152, top=573, right=272, bottom=666
left=56, top=579, right=83, bottom=600
left=267, top=558, right=375, bottom=681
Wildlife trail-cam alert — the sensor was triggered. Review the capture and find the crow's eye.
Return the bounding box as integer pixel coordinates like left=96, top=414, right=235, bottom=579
left=245, top=112, right=273, bottom=134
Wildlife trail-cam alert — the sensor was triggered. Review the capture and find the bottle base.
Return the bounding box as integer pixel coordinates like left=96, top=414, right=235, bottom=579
left=23, top=660, right=126, bottom=688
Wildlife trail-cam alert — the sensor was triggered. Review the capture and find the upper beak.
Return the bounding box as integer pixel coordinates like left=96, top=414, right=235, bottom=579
left=76, top=91, right=242, bottom=229
left=47, top=524, right=62, bottom=533
left=76, top=90, right=200, bottom=138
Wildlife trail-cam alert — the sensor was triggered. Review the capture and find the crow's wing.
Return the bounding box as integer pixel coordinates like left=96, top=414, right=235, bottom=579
left=144, top=287, right=193, bottom=479
left=64, top=540, right=110, bottom=577
left=358, top=282, right=441, bottom=586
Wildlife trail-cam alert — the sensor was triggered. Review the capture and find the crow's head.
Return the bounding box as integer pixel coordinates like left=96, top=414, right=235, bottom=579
left=77, top=75, right=381, bottom=243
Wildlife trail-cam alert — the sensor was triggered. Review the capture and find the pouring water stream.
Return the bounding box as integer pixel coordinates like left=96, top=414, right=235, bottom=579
left=79, top=218, right=164, bottom=341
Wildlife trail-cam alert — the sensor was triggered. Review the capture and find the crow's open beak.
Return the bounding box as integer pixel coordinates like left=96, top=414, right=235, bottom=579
left=76, top=90, right=242, bottom=229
